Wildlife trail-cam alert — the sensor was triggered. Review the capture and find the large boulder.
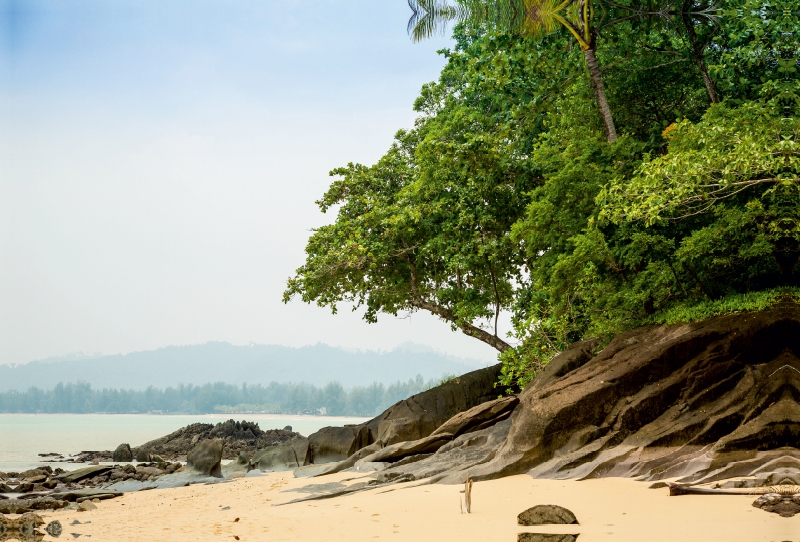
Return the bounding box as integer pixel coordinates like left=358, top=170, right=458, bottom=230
left=135, top=448, right=151, bottom=463
left=307, top=426, right=360, bottom=464
left=363, top=363, right=503, bottom=446
left=186, top=440, right=223, bottom=478
left=113, top=443, right=133, bottom=462
left=305, top=363, right=504, bottom=465
left=251, top=437, right=309, bottom=472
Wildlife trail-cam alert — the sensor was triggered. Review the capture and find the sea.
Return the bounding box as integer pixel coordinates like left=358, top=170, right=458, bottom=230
left=0, top=413, right=369, bottom=473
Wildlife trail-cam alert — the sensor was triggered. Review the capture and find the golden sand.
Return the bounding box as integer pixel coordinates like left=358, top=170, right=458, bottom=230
left=41, top=472, right=795, bottom=541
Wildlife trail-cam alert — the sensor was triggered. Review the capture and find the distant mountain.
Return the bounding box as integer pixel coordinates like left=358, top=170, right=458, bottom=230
left=0, top=342, right=489, bottom=391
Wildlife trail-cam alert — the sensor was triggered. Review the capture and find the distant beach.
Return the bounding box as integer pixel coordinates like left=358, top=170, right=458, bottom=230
left=0, top=414, right=368, bottom=472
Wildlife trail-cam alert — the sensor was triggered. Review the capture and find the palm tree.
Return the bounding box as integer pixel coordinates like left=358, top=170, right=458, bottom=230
left=409, top=0, right=618, bottom=141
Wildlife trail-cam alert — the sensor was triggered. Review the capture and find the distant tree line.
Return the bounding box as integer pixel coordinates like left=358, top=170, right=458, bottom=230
left=0, top=375, right=451, bottom=417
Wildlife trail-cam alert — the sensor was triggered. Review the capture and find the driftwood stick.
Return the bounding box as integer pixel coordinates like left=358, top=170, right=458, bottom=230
left=465, top=476, right=473, bottom=513
left=668, top=483, right=800, bottom=497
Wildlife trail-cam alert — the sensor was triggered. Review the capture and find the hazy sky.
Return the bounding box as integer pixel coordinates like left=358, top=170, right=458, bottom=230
left=0, top=0, right=504, bottom=365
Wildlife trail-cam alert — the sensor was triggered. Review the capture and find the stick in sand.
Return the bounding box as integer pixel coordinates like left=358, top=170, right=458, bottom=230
left=465, top=476, right=473, bottom=514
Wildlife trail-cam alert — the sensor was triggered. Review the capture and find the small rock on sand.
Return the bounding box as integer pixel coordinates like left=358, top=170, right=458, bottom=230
left=518, top=505, right=578, bottom=525
left=78, top=501, right=98, bottom=511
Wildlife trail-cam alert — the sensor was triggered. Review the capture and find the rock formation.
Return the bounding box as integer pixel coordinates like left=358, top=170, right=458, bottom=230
left=185, top=440, right=223, bottom=478
left=296, top=363, right=504, bottom=467
left=112, top=443, right=132, bottom=462
left=133, top=419, right=298, bottom=461
left=289, top=306, right=800, bottom=499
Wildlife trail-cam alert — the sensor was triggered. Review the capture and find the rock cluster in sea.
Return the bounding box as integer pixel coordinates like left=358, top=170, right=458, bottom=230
left=45, top=419, right=299, bottom=464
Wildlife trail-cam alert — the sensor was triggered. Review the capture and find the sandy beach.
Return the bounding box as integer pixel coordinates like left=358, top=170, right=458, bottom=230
left=39, top=471, right=797, bottom=541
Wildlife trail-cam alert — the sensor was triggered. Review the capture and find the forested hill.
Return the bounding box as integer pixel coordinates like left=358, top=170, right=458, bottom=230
left=0, top=342, right=484, bottom=392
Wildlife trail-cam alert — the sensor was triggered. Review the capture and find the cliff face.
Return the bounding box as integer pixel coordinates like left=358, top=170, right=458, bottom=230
left=467, top=306, right=800, bottom=483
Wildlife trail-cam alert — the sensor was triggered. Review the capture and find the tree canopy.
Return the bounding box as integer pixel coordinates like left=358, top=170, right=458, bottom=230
left=285, top=0, right=800, bottom=390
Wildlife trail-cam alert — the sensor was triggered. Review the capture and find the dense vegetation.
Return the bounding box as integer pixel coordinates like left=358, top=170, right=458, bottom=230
left=286, top=0, right=800, bottom=389
left=0, top=376, right=445, bottom=416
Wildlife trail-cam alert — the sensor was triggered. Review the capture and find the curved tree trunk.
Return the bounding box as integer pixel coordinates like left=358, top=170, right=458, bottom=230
left=583, top=47, right=618, bottom=142
left=681, top=1, right=719, bottom=103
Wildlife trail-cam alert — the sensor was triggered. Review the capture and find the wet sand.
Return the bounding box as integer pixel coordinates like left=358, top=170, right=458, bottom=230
left=41, top=472, right=796, bottom=541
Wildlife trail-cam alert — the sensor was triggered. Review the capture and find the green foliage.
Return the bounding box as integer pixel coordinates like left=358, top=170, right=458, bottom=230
left=649, top=288, right=800, bottom=325
left=288, top=1, right=800, bottom=390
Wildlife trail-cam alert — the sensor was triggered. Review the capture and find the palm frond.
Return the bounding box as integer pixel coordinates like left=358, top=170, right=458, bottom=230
left=408, top=0, right=469, bottom=42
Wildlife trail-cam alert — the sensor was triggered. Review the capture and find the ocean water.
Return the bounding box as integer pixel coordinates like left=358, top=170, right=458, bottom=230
left=0, top=413, right=368, bottom=472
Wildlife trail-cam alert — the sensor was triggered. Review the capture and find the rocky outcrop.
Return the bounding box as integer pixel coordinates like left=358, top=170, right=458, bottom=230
left=302, top=363, right=504, bottom=465
left=360, top=363, right=504, bottom=446
left=446, top=306, right=799, bottom=483
left=186, top=440, right=223, bottom=478
left=294, top=306, right=800, bottom=499
left=132, top=420, right=298, bottom=461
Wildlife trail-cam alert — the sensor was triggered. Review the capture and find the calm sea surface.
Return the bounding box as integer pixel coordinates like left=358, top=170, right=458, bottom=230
left=0, top=413, right=368, bottom=472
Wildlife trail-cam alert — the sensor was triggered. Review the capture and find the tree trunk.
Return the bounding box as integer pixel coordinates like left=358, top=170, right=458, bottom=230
left=681, top=1, right=719, bottom=103
left=583, top=47, right=618, bottom=142
left=404, top=252, right=510, bottom=353
left=410, top=299, right=511, bottom=352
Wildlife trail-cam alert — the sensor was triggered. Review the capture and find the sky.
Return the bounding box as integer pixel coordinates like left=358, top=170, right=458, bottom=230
left=0, top=0, right=504, bottom=365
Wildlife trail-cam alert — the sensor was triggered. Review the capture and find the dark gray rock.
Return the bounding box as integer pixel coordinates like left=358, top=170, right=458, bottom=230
left=49, top=489, right=123, bottom=502
left=466, top=307, right=800, bottom=483
left=518, top=535, right=578, bottom=542
left=186, top=440, right=223, bottom=478
left=361, top=433, right=453, bottom=464
left=431, top=395, right=519, bottom=438
left=251, top=437, right=309, bottom=472
left=307, top=426, right=359, bottom=464
left=283, top=426, right=292, bottom=431
left=54, top=465, right=114, bottom=484
left=112, top=443, right=133, bottom=462
left=136, top=448, right=151, bottom=462
left=132, top=420, right=298, bottom=461
left=372, top=418, right=512, bottom=484
left=518, top=505, right=579, bottom=525
left=354, top=363, right=504, bottom=449
left=300, top=441, right=386, bottom=478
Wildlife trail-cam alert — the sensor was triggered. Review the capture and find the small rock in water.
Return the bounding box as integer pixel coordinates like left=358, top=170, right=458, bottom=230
left=283, top=426, right=292, bottom=432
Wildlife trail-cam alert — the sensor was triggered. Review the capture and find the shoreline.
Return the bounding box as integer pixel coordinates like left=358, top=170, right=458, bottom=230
left=38, top=472, right=796, bottom=541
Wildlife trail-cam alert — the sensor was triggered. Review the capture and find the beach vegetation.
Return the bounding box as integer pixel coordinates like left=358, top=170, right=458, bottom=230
left=286, top=0, right=800, bottom=389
